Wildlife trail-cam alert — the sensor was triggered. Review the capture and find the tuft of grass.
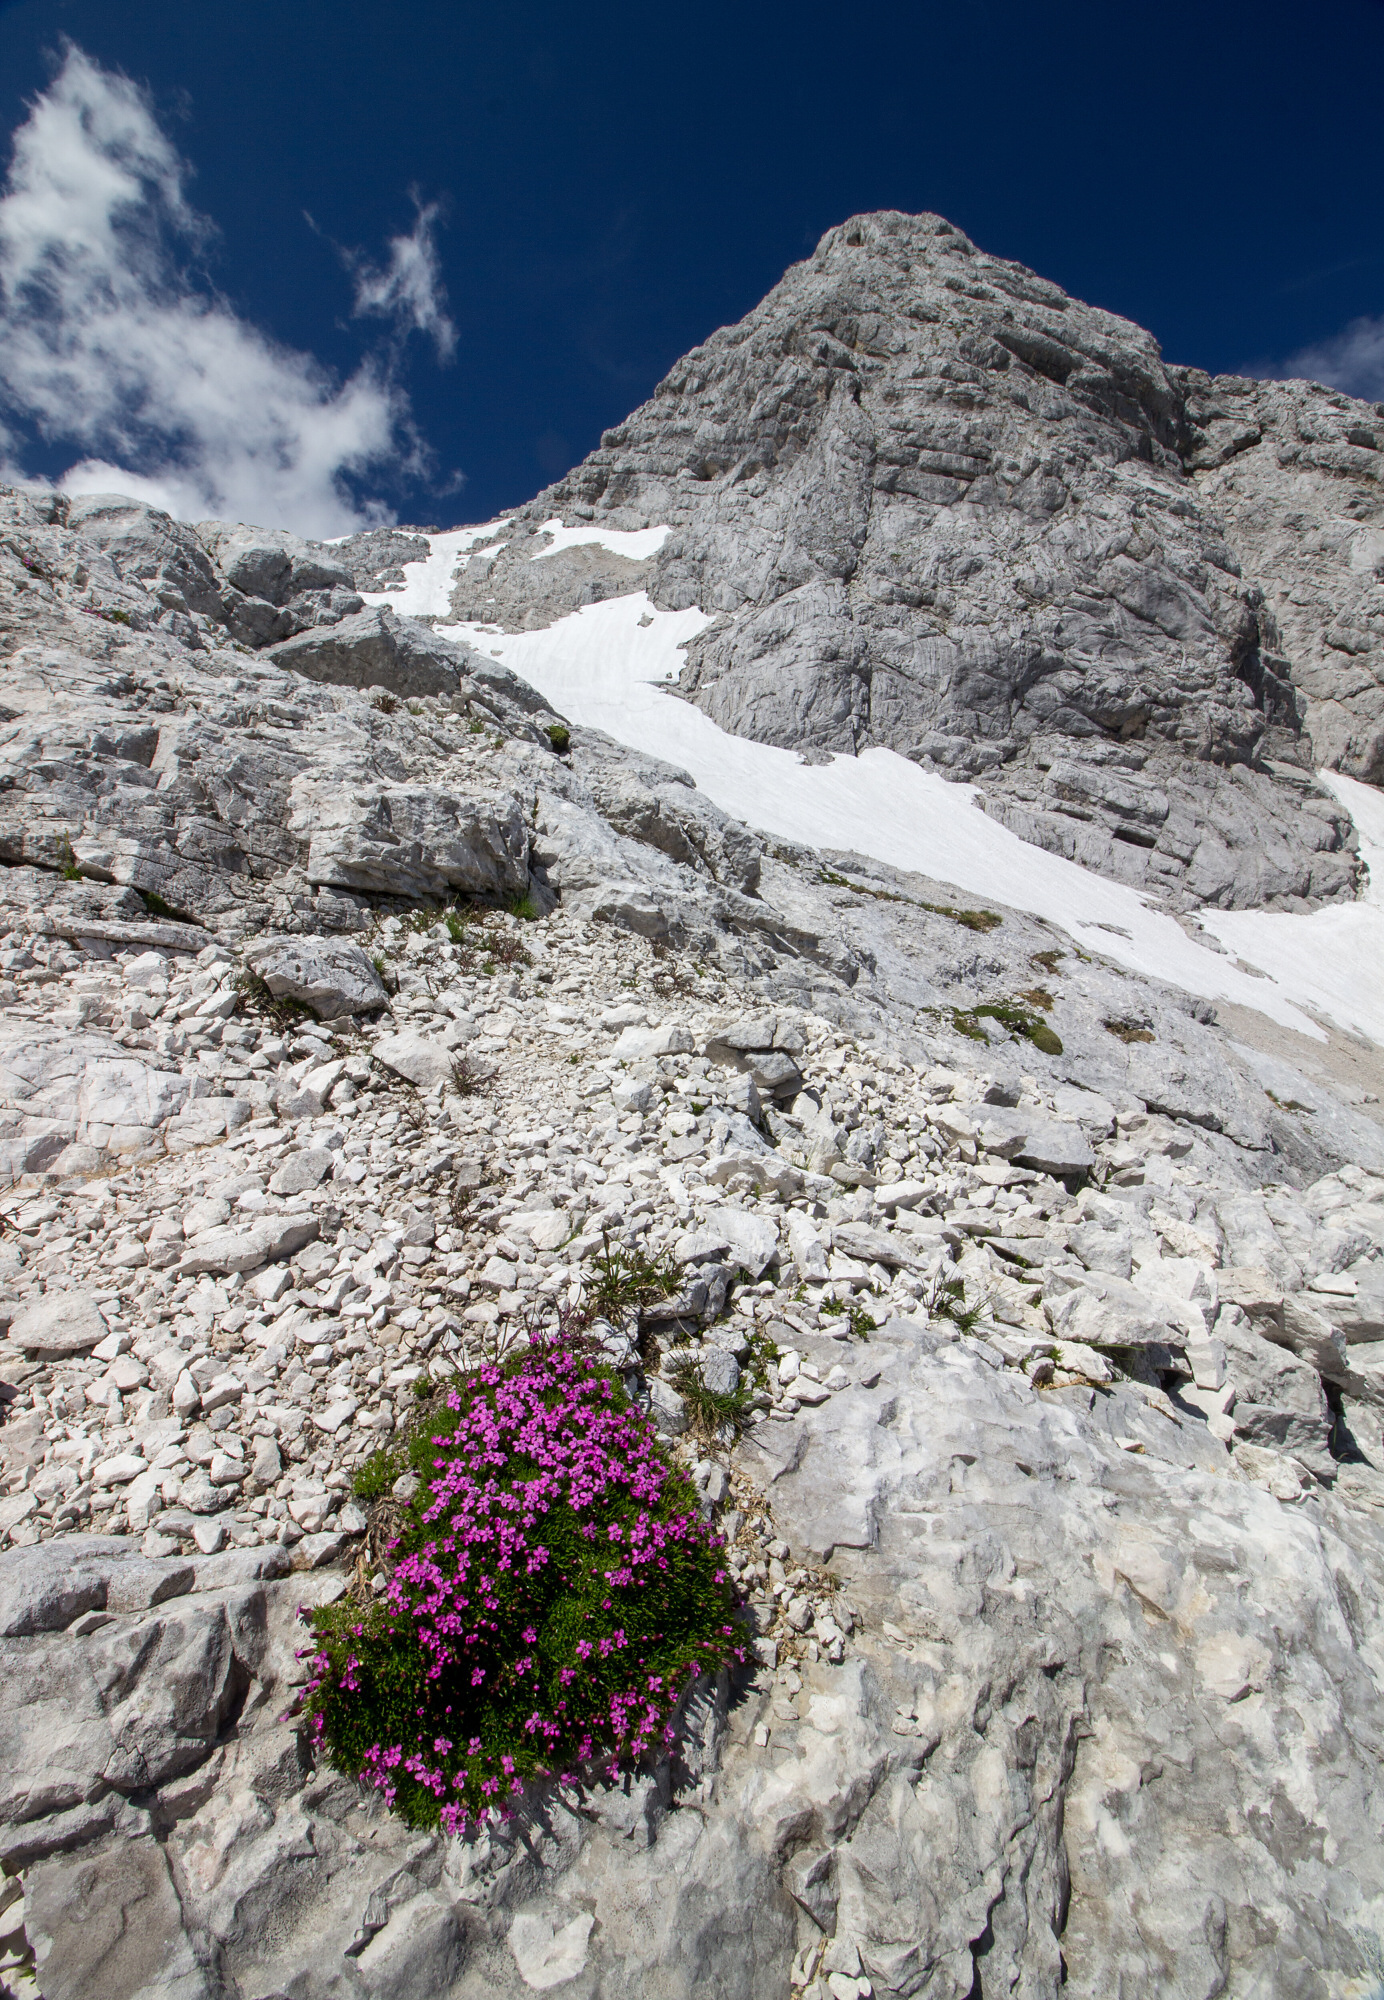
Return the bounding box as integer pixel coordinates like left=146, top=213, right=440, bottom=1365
left=818, top=1296, right=874, bottom=1340
left=352, top=1448, right=401, bottom=1504
left=449, top=1055, right=488, bottom=1098
left=668, top=1359, right=752, bottom=1440
left=137, top=887, right=194, bottom=923
left=920, top=1271, right=987, bottom=1334
left=1266, top=1089, right=1313, bottom=1114
left=371, top=691, right=399, bottom=714
left=546, top=723, right=571, bottom=754
left=818, top=867, right=1000, bottom=931
left=234, top=967, right=312, bottom=1025
left=505, top=891, right=540, bottom=922
left=1031, top=949, right=1063, bottom=974
left=923, top=901, right=1001, bottom=933
left=585, top=1230, right=680, bottom=1323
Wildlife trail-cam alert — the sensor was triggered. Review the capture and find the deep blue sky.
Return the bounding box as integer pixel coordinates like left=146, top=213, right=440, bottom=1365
left=1, top=0, right=1382, bottom=528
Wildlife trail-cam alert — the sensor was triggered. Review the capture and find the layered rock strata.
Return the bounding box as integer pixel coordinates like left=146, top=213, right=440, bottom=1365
left=443, top=210, right=1382, bottom=910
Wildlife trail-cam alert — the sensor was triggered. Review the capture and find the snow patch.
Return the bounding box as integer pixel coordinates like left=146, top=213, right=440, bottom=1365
left=529, top=517, right=671, bottom=563
left=1198, top=771, right=1384, bottom=1046
left=437, top=586, right=1384, bottom=1048
left=359, top=518, right=511, bottom=619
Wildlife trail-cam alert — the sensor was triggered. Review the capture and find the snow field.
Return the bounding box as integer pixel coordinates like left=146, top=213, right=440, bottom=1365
left=364, top=518, right=1383, bottom=1049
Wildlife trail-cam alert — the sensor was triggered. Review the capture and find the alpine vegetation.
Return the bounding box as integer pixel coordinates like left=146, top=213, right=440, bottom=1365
left=304, top=1344, right=741, bottom=1835
left=0, top=205, right=1383, bottom=2000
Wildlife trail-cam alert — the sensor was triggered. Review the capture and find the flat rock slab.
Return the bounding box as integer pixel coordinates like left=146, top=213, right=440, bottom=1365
left=178, top=1212, right=318, bottom=1276
left=25, top=1833, right=211, bottom=2000
left=10, top=1290, right=107, bottom=1362
left=372, top=1030, right=458, bottom=1091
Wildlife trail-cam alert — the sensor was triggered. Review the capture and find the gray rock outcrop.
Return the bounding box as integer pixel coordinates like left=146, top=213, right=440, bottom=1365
left=1, top=207, right=1384, bottom=2000
left=440, top=210, right=1380, bottom=912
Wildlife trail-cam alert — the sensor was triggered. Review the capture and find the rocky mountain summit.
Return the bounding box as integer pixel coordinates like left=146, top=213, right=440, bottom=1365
left=455, top=210, right=1383, bottom=913
left=0, top=209, right=1382, bottom=1999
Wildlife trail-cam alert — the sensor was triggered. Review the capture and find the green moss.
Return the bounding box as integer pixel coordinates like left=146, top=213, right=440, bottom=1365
left=952, top=1000, right=1064, bottom=1056
left=923, top=901, right=1001, bottom=932
left=546, top=723, right=571, bottom=754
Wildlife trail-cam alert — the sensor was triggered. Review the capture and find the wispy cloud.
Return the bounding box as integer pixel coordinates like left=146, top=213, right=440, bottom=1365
left=1269, top=315, right=1384, bottom=405
left=348, top=196, right=456, bottom=361
left=0, top=46, right=448, bottom=535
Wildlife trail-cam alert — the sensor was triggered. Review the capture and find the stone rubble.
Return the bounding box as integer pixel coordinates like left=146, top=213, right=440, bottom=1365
left=0, top=212, right=1382, bottom=1998
left=0, top=885, right=1381, bottom=1997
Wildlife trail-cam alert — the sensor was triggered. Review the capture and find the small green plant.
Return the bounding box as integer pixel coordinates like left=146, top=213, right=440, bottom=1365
left=352, top=1448, right=400, bottom=1504
left=952, top=1002, right=1063, bottom=1057
left=668, top=1358, right=752, bottom=1439
left=1031, top=949, right=1063, bottom=975
left=371, top=691, right=399, bottom=714
left=922, top=901, right=1002, bottom=933
left=56, top=836, right=83, bottom=882
left=233, top=967, right=314, bottom=1026
left=505, top=891, right=540, bottom=922
left=371, top=952, right=389, bottom=979
left=818, top=868, right=999, bottom=931
left=468, top=718, right=485, bottom=735
left=584, top=1231, right=680, bottom=1323
left=137, top=888, right=190, bottom=922
left=1266, top=1089, right=1312, bottom=1113
left=408, top=701, right=424, bottom=716
left=920, top=1272, right=987, bottom=1334
left=445, top=912, right=471, bottom=945
left=546, top=723, right=571, bottom=754
left=449, top=1055, right=487, bottom=1098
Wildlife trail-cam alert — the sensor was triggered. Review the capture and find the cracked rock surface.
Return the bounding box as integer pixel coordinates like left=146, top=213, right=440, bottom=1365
left=453, top=209, right=1381, bottom=913
left=0, top=212, right=1382, bottom=1999
left=0, top=877, right=1382, bottom=1997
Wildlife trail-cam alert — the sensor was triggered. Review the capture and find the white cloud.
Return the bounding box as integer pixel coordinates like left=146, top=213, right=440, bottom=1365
left=0, top=46, right=437, bottom=536
left=349, top=198, right=456, bottom=361
left=1274, top=315, right=1384, bottom=405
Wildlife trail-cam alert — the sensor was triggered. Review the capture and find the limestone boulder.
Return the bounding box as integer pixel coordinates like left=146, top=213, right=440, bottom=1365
left=243, top=934, right=389, bottom=1020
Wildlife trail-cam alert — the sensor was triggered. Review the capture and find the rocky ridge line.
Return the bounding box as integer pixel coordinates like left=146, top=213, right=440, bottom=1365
left=445, top=209, right=1382, bottom=912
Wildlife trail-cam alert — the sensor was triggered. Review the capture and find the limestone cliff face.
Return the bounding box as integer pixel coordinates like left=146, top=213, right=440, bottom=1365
left=449, top=209, right=1381, bottom=913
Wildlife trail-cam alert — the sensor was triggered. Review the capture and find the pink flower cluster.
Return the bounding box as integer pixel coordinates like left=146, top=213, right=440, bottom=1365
left=304, top=1346, right=743, bottom=1836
